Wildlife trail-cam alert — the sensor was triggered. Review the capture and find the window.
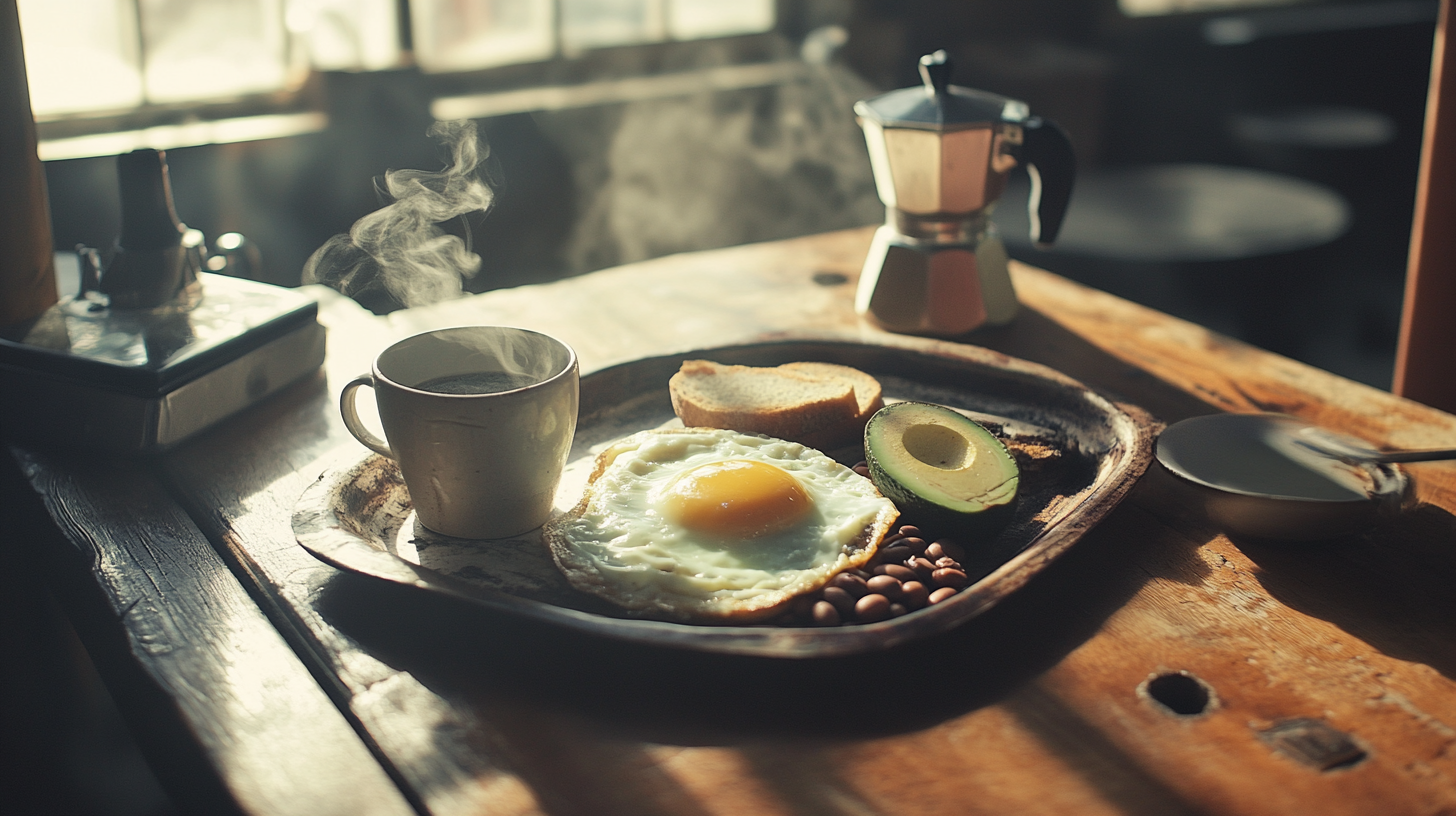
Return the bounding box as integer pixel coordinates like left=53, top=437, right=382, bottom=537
left=21, top=0, right=777, bottom=159
left=20, top=0, right=316, bottom=115
left=410, top=0, right=774, bottom=71
left=20, top=0, right=143, bottom=116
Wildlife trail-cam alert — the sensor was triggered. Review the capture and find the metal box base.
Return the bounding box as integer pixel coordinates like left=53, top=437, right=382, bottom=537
left=0, top=273, right=325, bottom=453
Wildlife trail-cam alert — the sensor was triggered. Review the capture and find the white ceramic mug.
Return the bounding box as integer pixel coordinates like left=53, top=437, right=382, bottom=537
left=340, top=326, right=579, bottom=539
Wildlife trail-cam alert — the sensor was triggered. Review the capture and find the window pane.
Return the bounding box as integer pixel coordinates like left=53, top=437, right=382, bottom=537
left=287, top=0, right=401, bottom=71
left=412, top=0, right=555, bottom=73
left=667, top=0, right=773, bottom=40
left=19, top=0, right=143, bottom=116
left=139, top=0, right=291, bottom=103
left=561, top=0, right=664, bottom=52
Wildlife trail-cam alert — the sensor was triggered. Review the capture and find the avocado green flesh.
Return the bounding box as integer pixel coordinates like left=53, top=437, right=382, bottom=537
left=865, top=402, right=1019, bottom=518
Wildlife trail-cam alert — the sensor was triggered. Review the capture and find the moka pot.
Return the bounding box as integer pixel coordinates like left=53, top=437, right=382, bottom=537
left=855, top=50, right=1076, bottom=335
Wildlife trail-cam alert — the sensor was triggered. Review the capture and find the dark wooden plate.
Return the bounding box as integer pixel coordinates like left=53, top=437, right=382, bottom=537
left=293, top=334, right=1157, bottom=658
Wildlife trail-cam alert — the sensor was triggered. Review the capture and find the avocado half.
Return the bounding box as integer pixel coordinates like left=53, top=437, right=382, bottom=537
left=864, top=402, right=1019, bottom=537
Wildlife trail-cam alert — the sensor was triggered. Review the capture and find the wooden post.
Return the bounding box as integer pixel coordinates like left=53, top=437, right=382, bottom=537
left=1394, top=0, right=1456, bottom=412
left=0, top=0, right=56, bottom=328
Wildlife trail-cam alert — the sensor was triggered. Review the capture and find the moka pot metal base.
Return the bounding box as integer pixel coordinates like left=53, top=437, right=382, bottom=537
left=854, top=221, right=1019, bottom=337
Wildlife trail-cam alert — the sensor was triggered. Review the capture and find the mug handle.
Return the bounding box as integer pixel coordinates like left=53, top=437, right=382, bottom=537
left=340, top=374, right=394, bottom=458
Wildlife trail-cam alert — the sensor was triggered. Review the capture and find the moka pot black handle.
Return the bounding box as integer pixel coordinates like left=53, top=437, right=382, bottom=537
left=1021, top=117, right=1076, bottom=247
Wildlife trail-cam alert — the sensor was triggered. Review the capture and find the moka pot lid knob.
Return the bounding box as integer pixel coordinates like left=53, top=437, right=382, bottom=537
left=853, top=50, right=1030, bottom=131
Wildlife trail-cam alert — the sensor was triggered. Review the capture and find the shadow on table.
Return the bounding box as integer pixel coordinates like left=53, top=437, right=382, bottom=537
left=1233, top=500, right=1456, bottom=684
left=302, top=307, right=1241, bottom=814
left=304, top=295, right=1243, bottom=747
left=978, top=305, right=1456, bottom=684
left=973, top=306, right=1224, bottom=425
left=315, top=492, right=1212, bottom=748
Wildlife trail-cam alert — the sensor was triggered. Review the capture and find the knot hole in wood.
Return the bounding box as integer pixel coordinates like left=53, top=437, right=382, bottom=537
left=1140, top=670, right=1217, bottom=717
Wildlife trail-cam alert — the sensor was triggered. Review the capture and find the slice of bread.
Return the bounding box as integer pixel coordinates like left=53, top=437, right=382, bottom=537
left=780, top=362, right=886, bottom=451
left=668, top=359, right=883, bottom=450
left=780, top=361, right=884, bottom=422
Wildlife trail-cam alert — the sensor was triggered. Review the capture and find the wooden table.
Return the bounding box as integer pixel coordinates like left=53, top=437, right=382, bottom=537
left=7, top=226, right=1456, bottom=816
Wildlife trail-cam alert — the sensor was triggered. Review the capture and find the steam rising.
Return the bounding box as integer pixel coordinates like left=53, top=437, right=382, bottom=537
left=304, top=120, right=493, bottom=308
left=438, top=329, right=568, bottom=380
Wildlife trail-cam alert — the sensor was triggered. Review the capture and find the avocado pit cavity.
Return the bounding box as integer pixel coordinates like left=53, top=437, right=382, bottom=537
left=903, top=422, right=975, bottom=470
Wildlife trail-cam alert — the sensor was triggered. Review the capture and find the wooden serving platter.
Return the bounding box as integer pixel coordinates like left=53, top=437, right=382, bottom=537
left=292, top=335, right=1157, bottom=657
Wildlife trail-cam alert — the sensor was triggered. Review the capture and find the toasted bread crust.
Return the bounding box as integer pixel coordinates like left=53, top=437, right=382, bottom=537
left=669, top=360, right=861, bottom=443
left=779, top=362, right=886, bottom=450
left=779, top=361, right=885, bottom=420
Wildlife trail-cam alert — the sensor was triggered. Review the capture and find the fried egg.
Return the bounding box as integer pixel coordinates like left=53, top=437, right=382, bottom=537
left=545, top=428, right=899, bottom=622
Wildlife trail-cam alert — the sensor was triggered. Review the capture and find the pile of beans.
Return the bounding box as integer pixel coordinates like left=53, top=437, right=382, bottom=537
left=782, top=519, right=972, bottom=627
left=776, top=441, right=1054, bottom=627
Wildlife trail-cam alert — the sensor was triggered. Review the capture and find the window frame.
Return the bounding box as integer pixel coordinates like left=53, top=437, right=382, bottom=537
left=28, top=0, right=798, bottom=160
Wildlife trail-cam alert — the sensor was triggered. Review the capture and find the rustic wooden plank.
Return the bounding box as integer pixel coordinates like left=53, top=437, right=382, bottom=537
left=289, top=507, right=1198, bottom=816
left=159, top=290, right=548, bottom=816
left=379, top=227, right=877, bottom=370
left=5, top=446, right=414, bottom=816
left=145, top=227, right=1456, bottom=815
left=1037, top=492, right=1456, bottom=816
left=1001, top=259, right=1456, bottom=507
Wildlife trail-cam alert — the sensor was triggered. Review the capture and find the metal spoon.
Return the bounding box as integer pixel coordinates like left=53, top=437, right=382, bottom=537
left=1155, top=413, right=1414, bottom=541
left=1289, top=424, right=1456, bottom=464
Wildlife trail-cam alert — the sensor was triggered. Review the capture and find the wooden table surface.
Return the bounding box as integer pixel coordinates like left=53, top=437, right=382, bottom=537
left=8, top=226, right=1456, bottom=816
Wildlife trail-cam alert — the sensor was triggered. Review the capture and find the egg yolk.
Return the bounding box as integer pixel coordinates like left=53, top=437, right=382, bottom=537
left=660, top=459, right=813, bottom=539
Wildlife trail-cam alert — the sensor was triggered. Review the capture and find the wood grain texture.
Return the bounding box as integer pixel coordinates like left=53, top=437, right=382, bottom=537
left=1000, top=260, right=1456, bottom=509
left=16, top=226, right=1456, bottom=815
left=4, top=447, right=413, bottom=816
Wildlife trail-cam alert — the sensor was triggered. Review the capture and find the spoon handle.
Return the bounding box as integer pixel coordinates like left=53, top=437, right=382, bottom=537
left=1370, top=448, right=1456, bottom=463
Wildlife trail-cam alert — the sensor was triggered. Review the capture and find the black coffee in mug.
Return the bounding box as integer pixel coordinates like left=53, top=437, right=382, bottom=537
left=417, top=371, right=538, bottom=394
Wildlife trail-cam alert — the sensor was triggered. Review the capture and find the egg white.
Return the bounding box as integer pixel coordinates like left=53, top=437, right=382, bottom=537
left=545, top=427, right=899, bottom=621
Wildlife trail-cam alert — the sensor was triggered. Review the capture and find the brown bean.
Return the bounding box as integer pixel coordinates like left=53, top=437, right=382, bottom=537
left=821, top=586, right=856, bottom=617
left=878, top=544, right=912, bottom=563
left=925, top=541, right=946, bottom=561
left=811, top=600, right=842, bottom=626
left=865, top=574, right=903, bottom=598
left=854, top=593, right=891, bottom=622
left=882, top=564, right=918, bottom=582
left=932, top=567, right=969, bottom=588
left=830, top=573, right=868, bottom=597
left=897, top=525, right=922, bottom=538
left=900, top=580, right=929, bottom=609
left=898, top=536, right=928, bottom=555
left=849, top=568, right=873, bottom=580
left=910, top=557, right=937, bottom=579
left=790, top=594, right=817, bottom=617
left=888, top=603, right=909, bottom=618
left=933, top=538, right=968, bottom=562
left=928, top=586, right=958, bottom=605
